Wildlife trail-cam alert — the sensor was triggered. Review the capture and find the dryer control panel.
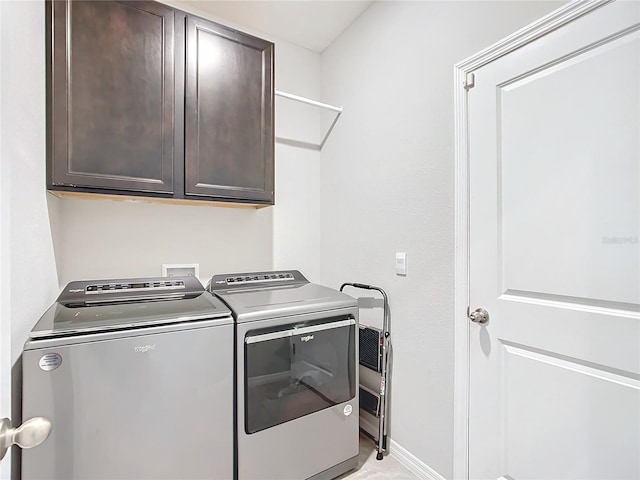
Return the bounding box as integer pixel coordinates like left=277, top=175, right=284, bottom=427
left=208, top=270, right=308, bottom=291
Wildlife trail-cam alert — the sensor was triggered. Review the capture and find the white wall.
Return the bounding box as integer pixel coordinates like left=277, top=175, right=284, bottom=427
left=318, top=2, right=563, bottom=478
left=272, top=41, right=323, bottom=281
left=1, top=1, right=59, bottom=366
left=54, top=198, right=273, bottom=285
left=1, top=2, right=60, bottom=475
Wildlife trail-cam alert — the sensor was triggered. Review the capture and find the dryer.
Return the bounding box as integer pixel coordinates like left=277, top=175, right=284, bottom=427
left=208, top=270, right=359, bottom=480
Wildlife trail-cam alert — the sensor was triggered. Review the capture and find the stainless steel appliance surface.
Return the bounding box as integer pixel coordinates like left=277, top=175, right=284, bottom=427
left=22, top=276, right=234, bottom=480
left=209, top=270, right=359, bottom=480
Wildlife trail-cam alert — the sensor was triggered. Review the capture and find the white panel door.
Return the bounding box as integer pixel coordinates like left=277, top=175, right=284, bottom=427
left=468, top=2, right=640, bottom=478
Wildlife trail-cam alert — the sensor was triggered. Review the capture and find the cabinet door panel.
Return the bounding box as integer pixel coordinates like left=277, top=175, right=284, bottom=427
left=48, top=0, right=175, bottom=194
left=185, top=16, right=274, bottom=203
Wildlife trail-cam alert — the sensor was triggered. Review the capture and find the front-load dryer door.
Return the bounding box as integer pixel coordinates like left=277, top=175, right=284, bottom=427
left=238, top=311, right=359, bottom=479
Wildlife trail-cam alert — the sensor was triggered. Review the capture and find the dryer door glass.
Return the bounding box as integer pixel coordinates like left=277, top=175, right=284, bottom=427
left=244, top=316, right=356, bottom=434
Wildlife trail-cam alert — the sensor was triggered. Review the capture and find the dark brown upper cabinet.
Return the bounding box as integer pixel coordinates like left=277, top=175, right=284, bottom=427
left=47, top=0, right=275, bottom=206
left=184, top=16, right=274, bottom=204
left=48, top=0, right=176, bottom=194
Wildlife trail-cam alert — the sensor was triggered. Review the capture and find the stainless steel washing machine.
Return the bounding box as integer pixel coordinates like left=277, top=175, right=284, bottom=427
left=208, top=271, right=359, bottom=480
left=22, top=276, right=234, bottom=480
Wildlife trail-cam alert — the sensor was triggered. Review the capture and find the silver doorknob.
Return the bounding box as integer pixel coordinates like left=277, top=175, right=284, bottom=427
left=0, top=417, right=52, bottom=460
left=469, top=307, right=490, bottom=325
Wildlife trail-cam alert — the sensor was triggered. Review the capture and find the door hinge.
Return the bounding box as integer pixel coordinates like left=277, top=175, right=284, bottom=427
left=464, top=72, right=475, bottom=91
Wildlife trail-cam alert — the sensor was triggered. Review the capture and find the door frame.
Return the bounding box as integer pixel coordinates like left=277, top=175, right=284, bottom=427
left=452, top=1, right=611, bottom=478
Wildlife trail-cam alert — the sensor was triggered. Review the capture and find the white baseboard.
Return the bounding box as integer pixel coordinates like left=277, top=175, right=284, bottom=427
left=389, top=439, right=447, bottom=480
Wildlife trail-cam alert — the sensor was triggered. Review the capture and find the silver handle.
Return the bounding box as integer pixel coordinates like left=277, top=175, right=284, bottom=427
left=0, top=417, right=52, bottom=460
left=246, top=318, right=355, bottom=344
left=469, top=307, right=490, bottom=325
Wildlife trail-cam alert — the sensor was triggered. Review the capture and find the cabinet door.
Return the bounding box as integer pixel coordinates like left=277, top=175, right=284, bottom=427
left=185, top=16, right=274, bottom=204
left=48, top=0, right=176, bottom=194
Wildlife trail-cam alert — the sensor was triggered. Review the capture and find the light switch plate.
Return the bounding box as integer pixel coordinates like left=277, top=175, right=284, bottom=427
left=162, top=263, right=199, bottom=278
left=395, top=252, right=407, bottom=276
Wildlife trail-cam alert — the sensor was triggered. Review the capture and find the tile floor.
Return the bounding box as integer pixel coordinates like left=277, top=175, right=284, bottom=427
left=338, top=435, right=419, bottom=479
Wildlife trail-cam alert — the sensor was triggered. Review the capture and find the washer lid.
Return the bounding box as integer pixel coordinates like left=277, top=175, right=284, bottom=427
left=213, top=282, right=357, bottom=323
left=30, top=277, right=232, bottom=339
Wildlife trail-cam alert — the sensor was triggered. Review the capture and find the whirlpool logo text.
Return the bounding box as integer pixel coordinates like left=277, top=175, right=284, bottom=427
left=300, top=335, right=314, bottom=342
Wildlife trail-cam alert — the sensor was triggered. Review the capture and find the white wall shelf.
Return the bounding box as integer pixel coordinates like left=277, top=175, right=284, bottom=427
left=275, top=89, right=342, bottom=150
